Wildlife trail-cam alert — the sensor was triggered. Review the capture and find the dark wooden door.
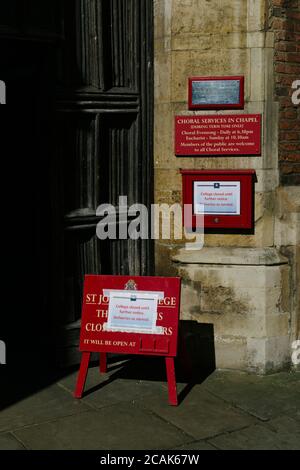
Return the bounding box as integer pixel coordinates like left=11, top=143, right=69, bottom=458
left=0, top=1, right=153, bottom=366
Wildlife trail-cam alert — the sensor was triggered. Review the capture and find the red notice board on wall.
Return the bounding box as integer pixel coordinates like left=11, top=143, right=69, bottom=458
left=181, top=169, right=257, bottom=230
left=175, top=114, right=261, bottom=156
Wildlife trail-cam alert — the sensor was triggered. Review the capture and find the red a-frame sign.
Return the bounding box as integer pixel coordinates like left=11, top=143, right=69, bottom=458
left=74, top=275, right=182, bottom=405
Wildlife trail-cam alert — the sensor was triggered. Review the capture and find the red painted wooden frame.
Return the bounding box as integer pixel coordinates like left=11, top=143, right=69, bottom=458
left=74, top=275, right=186, bottom=405
left=181, top=169, right=256, bottom=230
left=188, top=76, right=244, bottom=110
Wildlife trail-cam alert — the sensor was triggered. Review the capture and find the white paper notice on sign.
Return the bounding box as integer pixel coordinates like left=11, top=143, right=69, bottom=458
left=104, top=290, right=164, bottom=334
left=194, top=181, right=240, bottom=215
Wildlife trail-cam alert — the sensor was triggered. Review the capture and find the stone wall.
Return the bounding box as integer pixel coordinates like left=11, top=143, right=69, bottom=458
left=154, top=0, right=299, bottom=373
left=269, top=0, right=300, bottom=361
left=172, top=248, right=291, bottom=372
left=269, top=0, right=300, bottom=185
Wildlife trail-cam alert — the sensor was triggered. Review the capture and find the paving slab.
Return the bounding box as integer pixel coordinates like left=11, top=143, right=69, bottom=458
left=0, top=384, right=91, bottom=433
left=135, top=384, right=256, bottom=440
left=2, top=368, right=299, bottom=450
left=83, top=378, right=170, bottom=409
left=264, top=416, right=300, bottom=449
left=208, top=417, right=300, bottom=450
left=172, top=440, right=216, bottom=450
left=203, top=370, right=300, bottom=420
left=57, top=362, right=126, bottom=394
left=286, top=407, right=300, bottom=422
left=0, top=433, right=26, bottom=450
left=14, top=404, right=191, bottom=450
left=58, top=364, right=170, bottom=409
left=256, top=371, right=300, bottom=387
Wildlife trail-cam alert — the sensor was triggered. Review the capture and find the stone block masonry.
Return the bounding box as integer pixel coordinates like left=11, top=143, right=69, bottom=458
left=154, top=0, right=299, bottom=373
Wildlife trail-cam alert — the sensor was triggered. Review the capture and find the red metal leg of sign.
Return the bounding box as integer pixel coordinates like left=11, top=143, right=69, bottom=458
left=165, top=357, right=178, bottom=406
left=100, top=353, right=107, bottom=373
left=74, top=352, right=91, bottom=398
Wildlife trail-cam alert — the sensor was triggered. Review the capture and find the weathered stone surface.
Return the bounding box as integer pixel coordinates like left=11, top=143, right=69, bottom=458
left=203, top=370, right=300, bottom=420
left=171, top=249, right=291, bottom=371
left=155, top=168, right=181, bottom=192
left=14, top=404, right=190, bottom=450
left=275, top=213, right=300, bottom=247
left=173, top=440, right=216, bottom=450
left=276, top=186, right=300, bottom=215
left=250, top=48, right=265, bottom=102
left=154, top=51, right=172, bottom=103
left=171, top=0, right=248, bottom=35
left=153, top=0, right=298, bottom=373
left=215, top=336, right=247, bottom=370
left=58, top=364, right=169, bottom=410
left=2, top=368, right=299, bottom=450
left=171, top=49, right=249, bottom=103
left=172, top=32, right=248, bottom=52
left=247, top=31, right=266, bottom=48
left=172, top=246, right=288, bottom=266
left=264, top=49, right=279, bottom=169
left=0, top=384, right=90, bottom=433
left=154, top=0, right=172, bottom=40
left=265, top=415, right=300, bottom=447
left=247, top=0, right=266, bottom=32
left=265, top=32, right=274, bottom=48
left=155, top=242, right=178, bottom=277
left=154, top=189, right=182, bottom=206
left=154, top=103, right=174, bottom=168
left=247, top=336, right=291, bottom=373
left=179, top=268, right=278, bottom=317
left=208, top=420, right=300, bottom=449
left=180, top=311, right=289, bottom=340
left=0, top=433, right=26, bottom=450
left=275, top=187, right=300, bottom=247
left=134, top=385, right=256, bottom=440
left=255, top=169, right=279, bottom=192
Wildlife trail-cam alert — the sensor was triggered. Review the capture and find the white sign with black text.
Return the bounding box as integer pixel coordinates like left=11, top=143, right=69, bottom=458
left=194, top=181, right=241, bottom=215
left=104, top=289, right=164, bottom=334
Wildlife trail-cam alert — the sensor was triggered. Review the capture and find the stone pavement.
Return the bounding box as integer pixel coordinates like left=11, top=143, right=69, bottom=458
left=0, top=357, right=299, bottom=450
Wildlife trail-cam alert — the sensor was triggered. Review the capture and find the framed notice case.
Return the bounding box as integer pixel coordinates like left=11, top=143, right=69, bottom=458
left=180, top=169, right=257, bottom=230
left=174, top=114, right=261, bottom=157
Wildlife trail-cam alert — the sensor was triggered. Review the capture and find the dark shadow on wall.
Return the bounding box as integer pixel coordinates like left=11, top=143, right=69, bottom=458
left=179, top=321, right=215, bottom=373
